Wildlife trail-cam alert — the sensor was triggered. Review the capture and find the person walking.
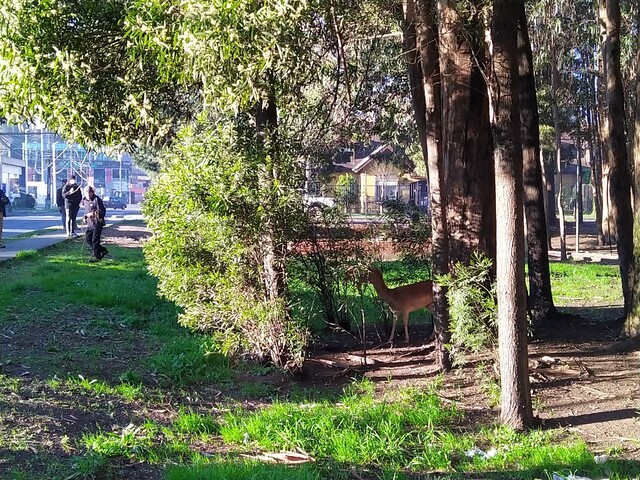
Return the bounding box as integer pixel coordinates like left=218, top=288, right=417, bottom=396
left=0, top=189, right=9, bottom=248
left=62, top=175, right=82, bottom=237
left=82, top=186, right=108, bottom=262
left=56, top=179, right=67, bottom=230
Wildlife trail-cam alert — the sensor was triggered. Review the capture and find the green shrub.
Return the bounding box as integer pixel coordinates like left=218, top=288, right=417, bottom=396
left=438, top=252, right=497, bottom=366
left=334, top=174, right=358, bottom=212
left=143, top=118, right=308, bottom=370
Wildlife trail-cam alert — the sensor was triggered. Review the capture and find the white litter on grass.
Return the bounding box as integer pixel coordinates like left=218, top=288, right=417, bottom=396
left=551, top=474, right=609, bottom=480
left=594, top=454, right=608, bottom=464
left=466, top=447, right=498, bottom=460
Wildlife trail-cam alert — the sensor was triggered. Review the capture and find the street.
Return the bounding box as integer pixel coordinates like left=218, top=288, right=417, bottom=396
left=2, top=205, right=143, bottom=238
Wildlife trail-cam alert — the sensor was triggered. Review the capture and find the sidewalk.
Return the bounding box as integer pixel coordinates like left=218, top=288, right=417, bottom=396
left=0, top=229, right=72, bottom=262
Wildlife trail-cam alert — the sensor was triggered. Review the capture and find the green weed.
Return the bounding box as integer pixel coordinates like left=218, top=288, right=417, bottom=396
left=68, top=374, right=144, bottom=400
left=174, top=408, right=219, bottom=437
left=150, top=335, right=232, bottom=385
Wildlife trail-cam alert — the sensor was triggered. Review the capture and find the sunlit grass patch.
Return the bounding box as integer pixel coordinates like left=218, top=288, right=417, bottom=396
left=549, top=262, right=622, bottom=306
left=174, top=408, right=220, bottom=438
left=215, top=379, right=636, bottom=478
left=221, top=380, right=460, bottom=468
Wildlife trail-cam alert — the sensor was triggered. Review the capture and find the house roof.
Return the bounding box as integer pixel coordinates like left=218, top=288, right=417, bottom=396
left=332, top=141, right=395, bottom=174
left=352, top=144, right=394, bottom=173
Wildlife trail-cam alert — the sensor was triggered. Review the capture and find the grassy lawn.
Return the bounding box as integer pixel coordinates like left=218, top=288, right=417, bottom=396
left=549, top=261, right=622, bottom=307
left=0, top=232, right=637, bottom=479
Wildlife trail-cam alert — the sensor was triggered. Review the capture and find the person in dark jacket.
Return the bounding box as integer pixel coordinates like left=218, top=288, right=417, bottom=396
left=0, top=189, right=9, bottom=248
left=62, top=175, right=82, bottom=237
left=55, top=179, right=67, bottom=229
left=82, top=186, right=108, bottom=262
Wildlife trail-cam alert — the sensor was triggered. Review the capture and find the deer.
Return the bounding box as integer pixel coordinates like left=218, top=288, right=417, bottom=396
left=361, top=267, right=434, bottom=344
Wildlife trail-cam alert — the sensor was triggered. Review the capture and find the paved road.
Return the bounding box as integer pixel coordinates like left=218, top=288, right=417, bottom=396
left=2, top=206, right=143, bottom=238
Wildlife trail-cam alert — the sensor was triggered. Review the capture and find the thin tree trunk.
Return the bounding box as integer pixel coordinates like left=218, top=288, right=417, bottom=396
left=489, top=0, right=533, bottom=430
left=540, top=152, right=553, bottom=249
left=438, top=0, right=495, bottom=266
left=516, top=4, right=556, bottom=325
left=597, top=37, right=616, bottom=245
left=415, top=0, right=451, bottom=371
left=255, top=89, right=287, bottom=303
left=402, top=3, right=429, bottom=162
left=551, top=43, right=567, bottom=261
left=599, top=0, right=633, bottom=314
left=586, top=81, right=605, bottom=246
left=623, top=7, right=640, bottom=338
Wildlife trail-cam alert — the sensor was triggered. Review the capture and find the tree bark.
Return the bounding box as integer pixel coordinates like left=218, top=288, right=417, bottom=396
left=255, top=87, right=287, bottom=303
left=438, top=0, right=495, bottom=266
left=623, top=7, right=640, bottom=338
left=586, top=81, right=605, bottom=246
left=489, top=0, right=534, bottom=430
left=415, top=0, right=452, bottom=371
left=516, top=4, right=556, bottom=325
left=599, top=0, right=633, bottom=314
left=550, top=43, right=567, bottom=261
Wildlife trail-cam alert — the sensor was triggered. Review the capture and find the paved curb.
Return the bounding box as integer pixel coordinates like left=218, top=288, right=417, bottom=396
left=0, top=231, right=77, bottom=263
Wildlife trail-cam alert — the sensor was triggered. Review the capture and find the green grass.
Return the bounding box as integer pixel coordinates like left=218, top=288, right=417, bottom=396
left=549, top=262, right=622, bottom=307
left=217, top=378, right=623, bottom=478
left=167, top=461, right=327, bottom=480
left=67, top=374, right=144, bottom=400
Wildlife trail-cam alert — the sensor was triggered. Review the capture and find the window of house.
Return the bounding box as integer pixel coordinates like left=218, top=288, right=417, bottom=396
left=375, top=178, right=398, bottom=201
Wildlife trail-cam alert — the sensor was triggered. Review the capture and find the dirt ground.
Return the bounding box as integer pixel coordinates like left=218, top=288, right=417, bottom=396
left=109, top=221, right=639, bottom=458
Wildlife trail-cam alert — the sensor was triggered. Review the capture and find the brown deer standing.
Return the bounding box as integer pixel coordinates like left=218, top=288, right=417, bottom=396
left=362, top=268, right=434, bottom=344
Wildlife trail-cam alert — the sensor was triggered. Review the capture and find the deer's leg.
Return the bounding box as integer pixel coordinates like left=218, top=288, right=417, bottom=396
left=402, top=311, right=410, bottom=343
left=389, top=313, right=399, bottom=343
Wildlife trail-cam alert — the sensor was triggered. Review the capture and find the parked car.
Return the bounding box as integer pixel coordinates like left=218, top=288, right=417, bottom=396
left=103, top=196, right=128, bottom=210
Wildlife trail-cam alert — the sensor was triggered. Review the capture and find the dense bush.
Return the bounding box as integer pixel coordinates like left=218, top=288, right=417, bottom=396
left=333, top=174, right=358, bottom=212
left=143, top=118, right=308, bottom=370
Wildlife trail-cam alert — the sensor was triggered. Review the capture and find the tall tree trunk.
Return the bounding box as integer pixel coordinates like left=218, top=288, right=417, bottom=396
left=624, top=7, right=640, bottom=338
left=255, top=88, right=287, bottom=303
left=586, top=79, right=605, bottom=246
left=551, top=43, right=567, bottom=261
left=516, top=4, right=556, bottom=325
left=597, top=37, right=616, bottom=245
left=415, top=0, right=452, bottom=371
left=599, top=0, right=633, bottom=314
left=438, top=0, right=495, bottom=266
left=402, top=4, right=429, bottom=162
left=490, top=0, right=533, bottom=431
